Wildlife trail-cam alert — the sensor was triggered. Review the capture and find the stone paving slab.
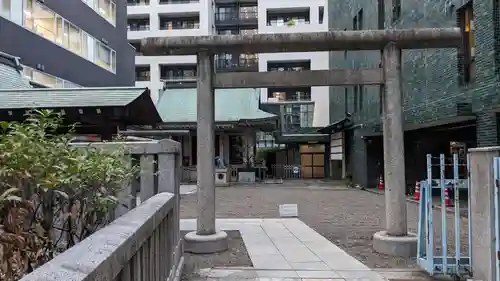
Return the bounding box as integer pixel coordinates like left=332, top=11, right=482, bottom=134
left=181, top=218, right=387, bottom=281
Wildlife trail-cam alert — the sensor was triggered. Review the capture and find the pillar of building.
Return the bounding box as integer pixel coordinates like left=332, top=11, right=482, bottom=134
left=184, top=51, right=228, bottom=254
left=373, top=42, right=417, bottom=257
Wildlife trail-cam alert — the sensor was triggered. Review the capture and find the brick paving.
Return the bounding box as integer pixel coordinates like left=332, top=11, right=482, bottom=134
left=180, top=183, right=469, bottom=269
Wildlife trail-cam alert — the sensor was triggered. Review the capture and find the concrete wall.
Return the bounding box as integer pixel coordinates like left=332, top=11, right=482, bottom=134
left=128, top=0, right=214, bottom=101
left=0, top=0, right=135, bottom=87
left=258, top=0, right=330, bottom=127
left=469, top=147, right=499, bottom=281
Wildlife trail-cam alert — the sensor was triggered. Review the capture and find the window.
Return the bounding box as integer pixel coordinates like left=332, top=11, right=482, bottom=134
left=95, top=41, right=116, bottom=72
left=392, top=0, right=401, bottom=23
left=25, top=1, right=57, bottom=42
left=135, top=66, right=150, bottom=81
left=97, top=0, right=116, bottom=25
left=267, top=10, right=310, bottom=26
left=0, top=0, right=10, bottom=19
left=319, top=6, right=324, bottom=24
left=239, top=6, right=257, bottom=19
left=68, top=23, right=82, bottom=54
left=23, top=0, right=116, bottom=73
left=23, top=66, right=82, bottom=88
left=458, top=2, right=475, bottom=84
left=127, top=0, right=150, bottom=5
left=283, top=103, right=314, bottom=130
left=256, top=132, right=285, bottom=149
left=159, top=16, right=200, bottom=30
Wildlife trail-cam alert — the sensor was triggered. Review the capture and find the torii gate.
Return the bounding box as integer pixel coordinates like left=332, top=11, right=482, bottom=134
left=141, top=28, right=461, bottom=256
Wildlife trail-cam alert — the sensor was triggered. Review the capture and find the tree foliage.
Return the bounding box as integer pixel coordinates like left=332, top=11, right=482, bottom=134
left=0, top=110, right=137, bottom=280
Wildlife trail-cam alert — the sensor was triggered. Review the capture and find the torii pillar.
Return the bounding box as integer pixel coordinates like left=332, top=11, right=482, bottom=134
left=183, top=51, right=229, bottom=253
left=372, top=42, right=417, bottom=257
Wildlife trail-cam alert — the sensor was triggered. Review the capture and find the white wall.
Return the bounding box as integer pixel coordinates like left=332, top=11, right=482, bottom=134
left=127, top=0, right=213, bottom=102
left=257, top=0, right=330, bottom=127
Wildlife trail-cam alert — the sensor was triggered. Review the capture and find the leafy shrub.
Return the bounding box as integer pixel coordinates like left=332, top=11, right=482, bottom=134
left=0, top=110, right=138, bottom=280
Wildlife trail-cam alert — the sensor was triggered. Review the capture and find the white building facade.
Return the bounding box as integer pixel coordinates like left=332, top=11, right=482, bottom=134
left=127, top=0, right=330, bottom=129
left=127, top=0, right=214, bottom=101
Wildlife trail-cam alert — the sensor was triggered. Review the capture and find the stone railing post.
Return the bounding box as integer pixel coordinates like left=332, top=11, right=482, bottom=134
left=468, top=147, right=500, bottom=281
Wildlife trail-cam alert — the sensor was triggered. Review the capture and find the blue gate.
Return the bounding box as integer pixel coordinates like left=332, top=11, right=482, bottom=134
left=417, top=154, right=472, bottom=278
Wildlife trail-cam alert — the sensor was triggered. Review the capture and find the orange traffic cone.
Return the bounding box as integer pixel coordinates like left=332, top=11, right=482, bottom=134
left=378, top=176, right=384, bottom=190
left=445, top=187, right=453, bottom=207
left=414, top=181, right=420, bottom=201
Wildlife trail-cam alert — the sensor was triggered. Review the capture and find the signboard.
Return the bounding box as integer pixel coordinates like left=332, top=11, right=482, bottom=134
left=279, top=204, right=298, bottom=218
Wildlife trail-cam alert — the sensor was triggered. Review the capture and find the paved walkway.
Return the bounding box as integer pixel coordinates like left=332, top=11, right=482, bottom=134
left=181, top=218, right=387, bottom=281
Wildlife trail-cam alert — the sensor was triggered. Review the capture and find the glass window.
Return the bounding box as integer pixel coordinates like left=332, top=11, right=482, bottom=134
left=81, top=32, right=89, bottom=58
left=29, top=1, right=57, bottom=42
left=97, top=0, right=116, bottom=25
left=95, top=41, right=115, bottom=72
left=68, top=23, right=82, bottom=54
left=0, top=0, right=10, bottom=19
left=32, top=70, right=57, bottom=87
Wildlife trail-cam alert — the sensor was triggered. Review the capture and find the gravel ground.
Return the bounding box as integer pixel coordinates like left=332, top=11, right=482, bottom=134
left=180, top=184, right=470, bottom=269
left=181, top=230, right=253, bottom=280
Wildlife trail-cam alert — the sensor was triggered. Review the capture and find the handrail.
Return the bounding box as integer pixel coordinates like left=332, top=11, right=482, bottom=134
left=19, top=192, right=183, bottom=281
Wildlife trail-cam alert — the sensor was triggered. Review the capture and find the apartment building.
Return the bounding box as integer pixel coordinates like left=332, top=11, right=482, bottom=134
left=327, top=0, right=487, bottom=188
left=0, top=0, right=135, bottom=88
left=127, top=0, right=328, bottom=113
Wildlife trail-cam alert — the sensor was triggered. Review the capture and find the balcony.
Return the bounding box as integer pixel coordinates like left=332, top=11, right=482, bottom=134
left=127, top=0, right=150, bottom=5
left=127, top=17, right=150, bottom=40
left=266, top=9, right=311, bottom=27
left=266, top=87, right=312, bottom=102
left=215, top=53, right=258, bottom=72
left=159, top=16, right=200, bottom=30
left=161, top=65, right=197, bottom=88
left=135, top=66, right=150, bottom=81
left=159, top=0, right=199, bottom=3
left=215, top=10, right=258, bottom=26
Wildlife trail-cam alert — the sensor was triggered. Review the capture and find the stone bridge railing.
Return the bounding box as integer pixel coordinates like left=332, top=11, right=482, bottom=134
left=19, top=139, right=183, bottom=281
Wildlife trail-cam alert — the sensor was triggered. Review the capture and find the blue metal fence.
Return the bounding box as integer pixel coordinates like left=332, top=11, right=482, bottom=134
left=417, top=153, right=472, bottom=279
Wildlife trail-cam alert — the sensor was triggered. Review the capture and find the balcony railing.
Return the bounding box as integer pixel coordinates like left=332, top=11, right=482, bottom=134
left=215, top=11, right=258, bottom=25
left=159, top=0, right=199, bottom=3
left=215, top=57, right=258, bottom=72
left=159, top=21, right=200, bottom=30
left=128, top=25, right=150, bottom=31
left=135, top=75, right=150, bottom=81
left=162, top=75, right=197, bottom=82
left=127, top=0, right=150, bottom=5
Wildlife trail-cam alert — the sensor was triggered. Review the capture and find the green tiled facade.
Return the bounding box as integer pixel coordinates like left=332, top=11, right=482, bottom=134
left=328, top=0, right=500, bottom=187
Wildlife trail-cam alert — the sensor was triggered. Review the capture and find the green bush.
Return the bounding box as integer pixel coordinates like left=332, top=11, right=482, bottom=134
left=0, top=110, right=138, bottom=280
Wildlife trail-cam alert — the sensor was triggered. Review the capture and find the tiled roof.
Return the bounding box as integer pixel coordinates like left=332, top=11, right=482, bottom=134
left=0, top=87, right=150, bottom=109
left=156, top=88, right=277, bottom=123
left=0, top=52, right=32, bottom=89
